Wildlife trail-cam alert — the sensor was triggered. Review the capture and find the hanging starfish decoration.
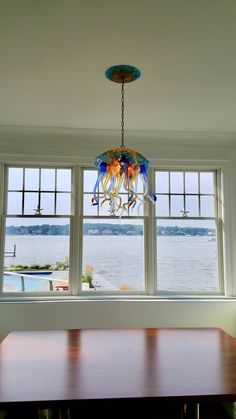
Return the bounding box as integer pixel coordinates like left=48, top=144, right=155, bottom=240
left=180, top=210, right=189, bottom=217
left=34, top=204, right=44, bottom=216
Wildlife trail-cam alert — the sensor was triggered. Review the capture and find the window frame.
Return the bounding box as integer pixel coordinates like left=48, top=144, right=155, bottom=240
left=0, top=161, right=227, bottom=299
left=154, top=168, right=224, bottom=296
left=80, top=167, right=148, bottom=296
left=1, top=164, right=74, bottom=296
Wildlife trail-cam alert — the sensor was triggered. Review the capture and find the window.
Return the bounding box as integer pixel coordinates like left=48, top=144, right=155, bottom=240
left=0, top=165, right=224, bottom=297
left=3, top=167, right=72, bottom=293
left=155, top=170, right=222, bottom=293
left=82, top=169, right=145, bottom=292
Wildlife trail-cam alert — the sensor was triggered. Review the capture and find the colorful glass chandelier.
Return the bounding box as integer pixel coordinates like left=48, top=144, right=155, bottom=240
left=92, top=65, right=156, bottom=215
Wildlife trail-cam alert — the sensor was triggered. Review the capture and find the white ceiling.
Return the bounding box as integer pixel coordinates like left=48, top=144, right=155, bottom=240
left=1, top=0, right=236, bottom=135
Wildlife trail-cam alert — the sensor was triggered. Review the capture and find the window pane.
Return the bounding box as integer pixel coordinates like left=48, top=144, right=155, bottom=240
left=106, top=178, right=143, bottom=195
left=170, top=172, right=183, bottom=193
left=82, top=219, right=144, bottom=292
left=83, top=170, right=99, bottom=193
left=129, top=196, right=144, bottom=216
left=185, top=172, right=198, bottom=194
left=98, top=198, right=118, bottom=216
left=133, top=177, right=144, bottom=194
left=25, top=169, right=39, bottom=190
left=118, top=181, right=129, bottom=194
left=24, top=192, right=39, bottom=215
left=200, top=172, right=214, bottom=194
left=118, top=177, right=144, bottom=194
left=156, top=220, right=218, bottom=292
left=41, top=193, right=55, bottom=215
left=41, top=169, right=55, bottom=191
left=96, top=195, right=144, bottom=217
left=156, top=195, right=169, bottom=216
left=96, top=194, right=129, bottom=216
left=83, top=194, right=98, bottom=215
left=3, top=218, right=70, bottom=293
left=171, top=195, right=184, bottom=216
left=8, top=168, right=23, bottom=190
left=155, top=172, right=169, bottom=193
left=186, top=195, right=199, bottom=217
left=83, top=169, right=144, bottom=216
left=56, top=193, right=71, bottom=215
left=7, top=192, right=22, bottom=215
left=200, top=196, right=215, bottom=217
left=57, top=169, right=71, bottom=191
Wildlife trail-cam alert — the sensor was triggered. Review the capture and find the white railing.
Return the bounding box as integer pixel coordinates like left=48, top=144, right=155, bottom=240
left=4, top=271, right=68, bottom=292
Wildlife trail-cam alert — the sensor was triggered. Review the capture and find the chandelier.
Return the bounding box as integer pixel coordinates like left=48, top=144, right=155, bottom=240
left=92, top=65, right=156, bottom=215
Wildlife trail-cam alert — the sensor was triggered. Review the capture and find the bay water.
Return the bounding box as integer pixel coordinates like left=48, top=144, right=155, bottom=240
left=3, top=235, right=217, bottom=292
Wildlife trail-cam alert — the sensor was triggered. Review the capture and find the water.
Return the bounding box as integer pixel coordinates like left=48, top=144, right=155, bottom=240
left=4, top=235, right=70, bottom=267
left=3, top=235, right=218, bottom=292
left=156, top=236, right=217, bottom=291
left=4, top=272, right=53, bottom=292
left=83, top=235, right=217, bottom=292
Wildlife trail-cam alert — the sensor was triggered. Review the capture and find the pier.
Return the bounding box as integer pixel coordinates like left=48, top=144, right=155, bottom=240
left=4, top=244, right=16, bottom=257
left=92, top=274, right=118, bottom=291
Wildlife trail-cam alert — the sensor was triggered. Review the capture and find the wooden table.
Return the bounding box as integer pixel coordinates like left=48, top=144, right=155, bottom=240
left=1, top=328, right=236, bottom=416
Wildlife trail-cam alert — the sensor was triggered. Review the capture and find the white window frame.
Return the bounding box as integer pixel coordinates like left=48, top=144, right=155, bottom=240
left=0, top=159, right=230, bottom=300
left=80, top=166, right=149, bottom=296
left=154, top=168, right=224, bottom=296
left=0, top=164, right=74, bottom=296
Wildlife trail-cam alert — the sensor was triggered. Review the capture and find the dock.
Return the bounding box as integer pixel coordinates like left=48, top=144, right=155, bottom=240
left=92, top=274, right=118, bottom=291
left=4, top=244, right=16, bottom=257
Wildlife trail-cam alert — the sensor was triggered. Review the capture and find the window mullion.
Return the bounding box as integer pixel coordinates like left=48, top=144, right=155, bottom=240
left=168, top=171, right=171, bottom=216
left=146, top=168, right=156, bottom=295
left=198, top=172, right=201, bottom=216
left=54, top=169, right=57, bottom=215
left=215, top=170, right=225, bottom=295
left=0, top=164, right=6, bottom=294
left=70, top=165, right=81, bottom=296
left=183, top=171, right=186, bottom=213
left=22, top=168, right=25, bottom=215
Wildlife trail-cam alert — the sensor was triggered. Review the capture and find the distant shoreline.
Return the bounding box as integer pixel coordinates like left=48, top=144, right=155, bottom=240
left=6, top=224, right=216, bottom=237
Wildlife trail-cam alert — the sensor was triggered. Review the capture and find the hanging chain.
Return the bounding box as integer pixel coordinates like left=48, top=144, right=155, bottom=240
left=121, top=80, right=125, bottom=147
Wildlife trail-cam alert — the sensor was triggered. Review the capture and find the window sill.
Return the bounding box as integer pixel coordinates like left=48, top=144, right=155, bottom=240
left=0, top=294, right=235, bottom=303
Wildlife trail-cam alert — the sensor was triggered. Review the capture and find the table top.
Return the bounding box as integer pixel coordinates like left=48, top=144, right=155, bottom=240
left=1, top=327, right=236, bottom=407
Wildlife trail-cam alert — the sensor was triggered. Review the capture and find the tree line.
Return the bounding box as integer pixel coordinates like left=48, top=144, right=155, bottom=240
left=6, top=224, right=215, bottom=237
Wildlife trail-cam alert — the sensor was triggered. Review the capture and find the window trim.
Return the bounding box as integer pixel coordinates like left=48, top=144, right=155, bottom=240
left=0, top=160, right=229, bottom=300
left=81, top=166, right=149, bottom=295
left=1, top=164, right=73, bottom=296
left=155, top=168, right=224, bottom=296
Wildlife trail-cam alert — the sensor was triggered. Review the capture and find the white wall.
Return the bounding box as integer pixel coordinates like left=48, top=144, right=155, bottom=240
left=1, top=127, right=236, bottom=341
left=1, top=300, right=236, bottom=342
